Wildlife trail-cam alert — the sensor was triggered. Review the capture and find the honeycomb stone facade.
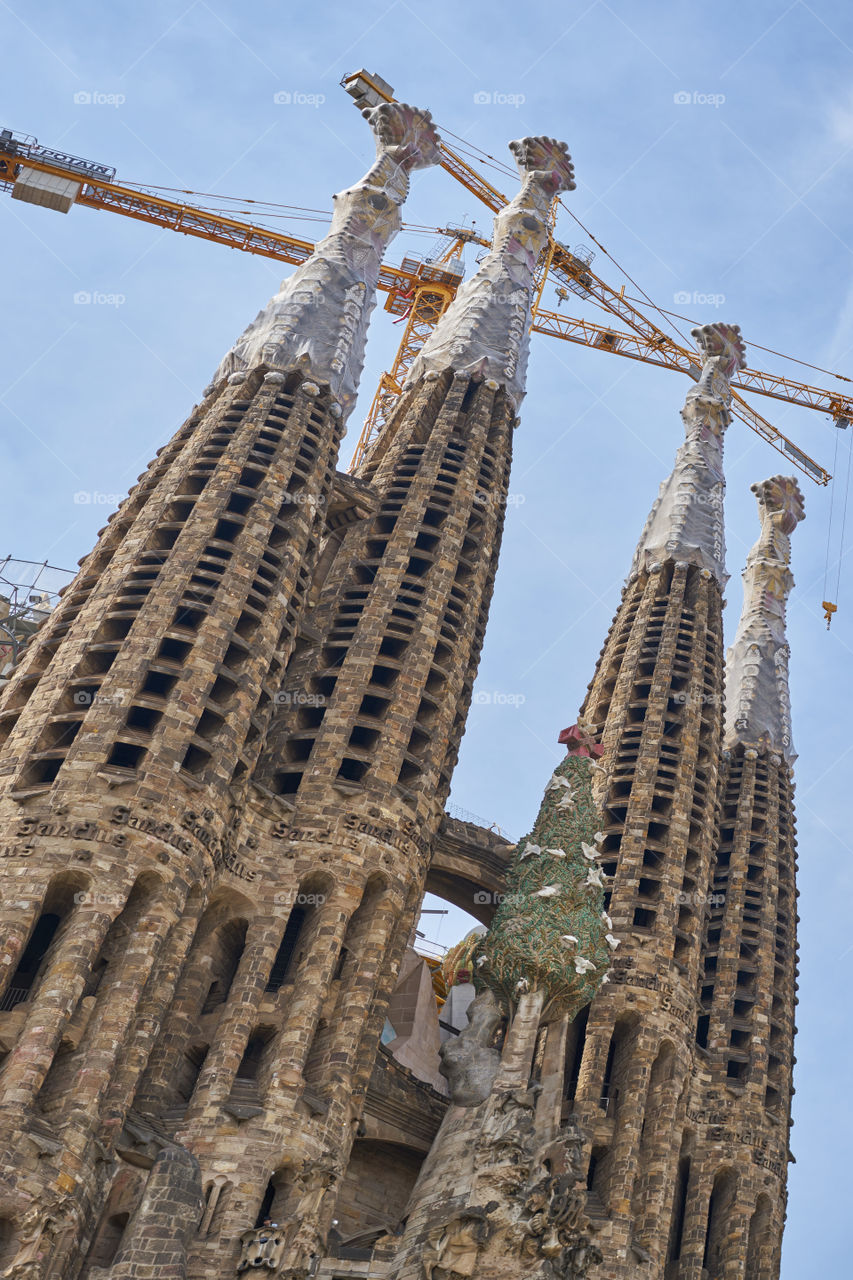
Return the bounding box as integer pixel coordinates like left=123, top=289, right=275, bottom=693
left=0, top=105, right=803, bottom=1280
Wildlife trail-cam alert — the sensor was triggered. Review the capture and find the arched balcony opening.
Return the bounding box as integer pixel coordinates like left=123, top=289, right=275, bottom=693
left=702, top=1167, right=737, bottom=1277
left=200, top=918, right=249, bottom=1014
left=561, top=1005, right=590, bottom=1117
left=1, top=872, right=88, bottom=1014
left=253, top=1168, right=294, bottom=1228
left=746, top=1193, right=773, bottom=1280
left=265, top=874, right=334, bottom=995
left=36, top=873, right=164, bottom=1117
left=664, top=1147, right=691, bottom=1279
left=302, top=874, right=390, bottom=1089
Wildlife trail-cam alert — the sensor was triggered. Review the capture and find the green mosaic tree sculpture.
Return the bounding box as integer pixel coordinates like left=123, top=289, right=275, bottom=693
left=472, top=725, right=616, bottom=1018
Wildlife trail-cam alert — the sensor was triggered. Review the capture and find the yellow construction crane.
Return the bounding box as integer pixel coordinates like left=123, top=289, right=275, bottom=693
left=1, top=90, right=847, bottom=486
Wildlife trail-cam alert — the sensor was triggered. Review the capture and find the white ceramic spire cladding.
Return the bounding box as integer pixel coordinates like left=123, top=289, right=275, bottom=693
left=630, top=322, right=747, bottom=584
left=725, top=475, right=805, bottom=762
left=210, top=102, right=441, bottom=419
left=405, top=136, right=576, bottom=409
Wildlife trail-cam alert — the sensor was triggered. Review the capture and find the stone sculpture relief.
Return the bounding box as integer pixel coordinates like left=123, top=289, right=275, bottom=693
left=237, top=1223, right=287, bottom=1273
left=438, top=988, right=502, bottom=1106
left=422, top=1209, right=494, bottom=1280
left=418, top=1132, right=603, bottom=1280
left=211, top=101, right=441, bottom=418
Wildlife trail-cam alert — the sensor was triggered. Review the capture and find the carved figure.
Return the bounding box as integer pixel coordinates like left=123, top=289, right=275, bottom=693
left=523, top=1172, right=586, bottom=1258
left=439, top=988, right=502, bottom=1106
left=562, top=1234, right=604, bottom=1278
left=477, top=1087, right=538, bottom=1165
left=422, top=1209, right=493, bottom=1280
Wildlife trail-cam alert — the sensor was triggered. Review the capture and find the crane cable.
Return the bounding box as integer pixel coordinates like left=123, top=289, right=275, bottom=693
left=822, top=425, right=853, bottom=629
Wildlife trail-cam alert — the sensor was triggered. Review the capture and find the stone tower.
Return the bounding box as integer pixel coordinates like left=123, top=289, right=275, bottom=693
left=560, top=322, right=745, bottom=1275
left=550, top=338, right=803, bottom=1279
left=680, top=475, right=803, bottom=1280
left=0, top=97, right=441, bottom=1278
left=162, top=133, right=576, bottom=1279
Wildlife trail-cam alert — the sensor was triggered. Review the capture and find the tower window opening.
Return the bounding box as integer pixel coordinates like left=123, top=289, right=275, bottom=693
left=4, top=912, right=62, bottom=1009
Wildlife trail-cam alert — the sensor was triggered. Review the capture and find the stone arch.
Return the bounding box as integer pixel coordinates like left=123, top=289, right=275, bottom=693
left=235, top=1024, right=277, bottom=1087
left=36, top=870, right=166, bottom=1117
left=599, top=1011, right=641, bottom=1116
left=426, top=815, right=514, bottom=926
left=561, top=1004, right=590, bottom=1114
left=703, top=1165, right=738, bottom=1276
left=332, top=873, right=391, bottom=983
left=254, top=1166, right=296, bottom=1227
left=132, top=887, right=256, bottom=1117
left=302, top=872, right=393, bottom=1087
left=665, top=1134, right=693, bottom=1271
left=642, top=1039, right=676, bottom=1140
left=2, top=869, right=91, bottom=1011
left=188, top=888, right=257, bottom=1015
left=746, top=1192, right=773, bottom=1279
left=266, top=871, right=336, bottom=993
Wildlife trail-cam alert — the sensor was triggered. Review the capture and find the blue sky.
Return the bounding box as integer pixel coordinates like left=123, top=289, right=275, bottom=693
left=2, top=1, right=852, bottom=1272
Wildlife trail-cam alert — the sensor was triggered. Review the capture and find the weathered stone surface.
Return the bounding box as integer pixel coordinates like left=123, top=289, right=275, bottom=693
left=110, top=1145, right=203, bottom=1279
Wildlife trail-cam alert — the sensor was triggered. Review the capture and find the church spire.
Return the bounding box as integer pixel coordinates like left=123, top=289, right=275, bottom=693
left=725, top=473, right=805, bottom=761
left=630, top=321, right=746, bottom=584
left=210, top=100, right=441, bottom=419
left=405, top=135, right=576, bottom=408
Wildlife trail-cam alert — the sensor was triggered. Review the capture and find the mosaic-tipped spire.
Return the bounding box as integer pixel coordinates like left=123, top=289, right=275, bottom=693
left=211, top=101, right=441, bottom=418
left=725, top=474, right=805, bottom=761
left=631, top=322, right=747, bottom=584
left=405, top=136, right=576, bottom=408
